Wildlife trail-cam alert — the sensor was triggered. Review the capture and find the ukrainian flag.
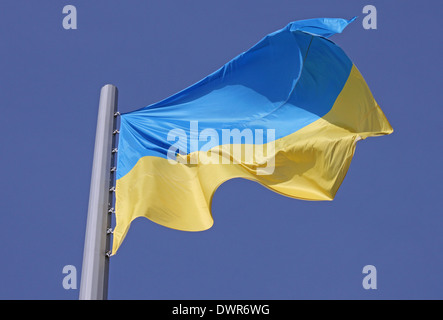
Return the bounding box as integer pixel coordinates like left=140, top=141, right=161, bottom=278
left=112, top=17, right=393, bottom=254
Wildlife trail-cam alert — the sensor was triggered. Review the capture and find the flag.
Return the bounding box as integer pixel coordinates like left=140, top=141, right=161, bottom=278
left=112, top=17, right=393, bottom=254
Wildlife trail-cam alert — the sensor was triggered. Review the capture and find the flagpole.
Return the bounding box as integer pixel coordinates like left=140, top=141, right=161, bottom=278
left=79, top=84, right=118, bottom=300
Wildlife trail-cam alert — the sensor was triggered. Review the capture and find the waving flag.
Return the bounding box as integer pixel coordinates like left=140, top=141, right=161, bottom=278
left=112, top=17, right=393, bottom=254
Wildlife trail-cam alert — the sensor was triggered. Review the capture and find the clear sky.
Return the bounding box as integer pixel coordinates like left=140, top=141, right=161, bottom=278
left=1, top=0, right=442, bottom=299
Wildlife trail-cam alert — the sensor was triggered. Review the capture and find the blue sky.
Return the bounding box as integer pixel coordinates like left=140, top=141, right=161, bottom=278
left=1, top=0, right=442, bottom=299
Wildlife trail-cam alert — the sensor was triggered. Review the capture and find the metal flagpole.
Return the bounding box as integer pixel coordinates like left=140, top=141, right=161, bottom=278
left=79, top=84, right=118, bottom=300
